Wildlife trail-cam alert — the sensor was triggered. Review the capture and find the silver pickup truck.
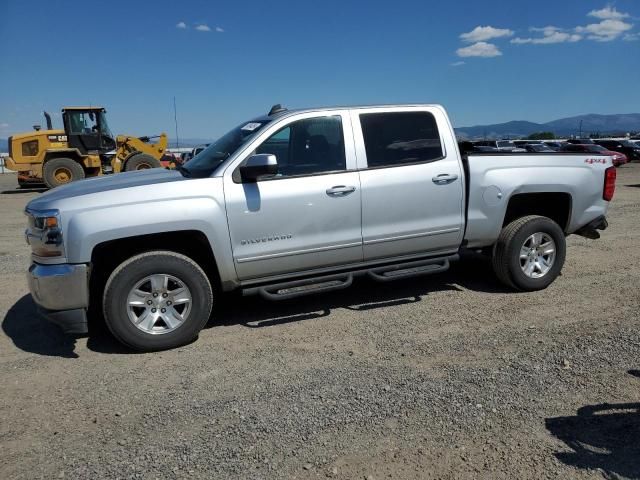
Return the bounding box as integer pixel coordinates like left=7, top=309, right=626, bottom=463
left=24, top=104, right=616, bottom=351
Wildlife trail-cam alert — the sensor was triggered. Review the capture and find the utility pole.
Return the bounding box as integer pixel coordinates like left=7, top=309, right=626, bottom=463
left=173, top=96, right=180, bottom=149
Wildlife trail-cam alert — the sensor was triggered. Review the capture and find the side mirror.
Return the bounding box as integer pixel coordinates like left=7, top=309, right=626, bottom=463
left=240, top=154, right=278, bottom=181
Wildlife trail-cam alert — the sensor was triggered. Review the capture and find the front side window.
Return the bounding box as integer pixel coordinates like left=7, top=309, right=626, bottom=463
left=67, top=111, right=98, bottom=134
left=359, top=112, right=443, bottom=168
left=255, top=115, right=346, bottom=178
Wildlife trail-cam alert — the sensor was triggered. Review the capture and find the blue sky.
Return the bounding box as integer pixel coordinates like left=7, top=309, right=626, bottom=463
left=0, top=0, right=638, bottom=141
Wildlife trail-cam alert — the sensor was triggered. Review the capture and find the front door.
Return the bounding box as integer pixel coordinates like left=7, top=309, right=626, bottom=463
left=353, top=108, right=465, bottom=260
left=223, top=112, right=363, bottom=280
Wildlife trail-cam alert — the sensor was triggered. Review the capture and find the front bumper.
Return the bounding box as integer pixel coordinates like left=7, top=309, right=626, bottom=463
left=27, top=263, right=90, bottom=334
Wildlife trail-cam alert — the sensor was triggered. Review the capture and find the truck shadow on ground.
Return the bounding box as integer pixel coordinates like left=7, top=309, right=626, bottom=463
left=545, top=371, right=640, bottom=479
left=209, top=252, right=506, bottom=329
left=2, top=254, right=510, bottom=356
left=2, top=294, right=80, bottom=358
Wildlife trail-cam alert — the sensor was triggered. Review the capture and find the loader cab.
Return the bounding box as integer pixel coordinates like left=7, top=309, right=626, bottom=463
left=62, top=107, right=116, bottom=154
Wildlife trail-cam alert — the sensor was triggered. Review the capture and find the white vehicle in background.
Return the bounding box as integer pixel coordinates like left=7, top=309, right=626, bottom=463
left=472, top=140, right=526, bottom=152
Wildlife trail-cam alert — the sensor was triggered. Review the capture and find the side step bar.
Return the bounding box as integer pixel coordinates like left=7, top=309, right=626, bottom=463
left=242, top=254, right=458, bottom=301
left=368, top=257, right=451, bottom=282
left=244, top=273, right=353, bottom=301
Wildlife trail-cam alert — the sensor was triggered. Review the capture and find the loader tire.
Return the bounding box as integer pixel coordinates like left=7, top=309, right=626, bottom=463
left=43, top=157, right=85, bottom=188
left=125, top=153, right=161, bottom=171
left=492, top=215, right=566, bottom=292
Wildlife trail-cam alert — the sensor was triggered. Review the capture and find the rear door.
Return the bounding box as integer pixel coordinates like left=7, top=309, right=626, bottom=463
left=352, top=107, right=464, bottom=261
left=223, top=111, right=363, bottom=280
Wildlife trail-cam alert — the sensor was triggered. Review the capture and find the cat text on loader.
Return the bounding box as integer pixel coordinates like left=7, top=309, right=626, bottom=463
left=5, top=107, right=167, bottom=188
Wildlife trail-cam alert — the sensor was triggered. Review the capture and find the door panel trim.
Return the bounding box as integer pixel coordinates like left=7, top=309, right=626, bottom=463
left=363, top=227, right=461, bottom=245
left=236, top=241, right=363, bottom=263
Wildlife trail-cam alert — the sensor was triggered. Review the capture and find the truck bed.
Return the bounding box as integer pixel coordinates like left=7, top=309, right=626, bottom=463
left=461, top=151, right=612, bottom=248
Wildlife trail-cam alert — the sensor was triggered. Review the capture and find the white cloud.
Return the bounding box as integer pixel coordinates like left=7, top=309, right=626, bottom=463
left=511, top=26, right=582, bottom=44
left=195, top=24, right=211, bottom=32
left=575, top=18, right=633, bottom=41
left=450, top=61, right=465, bottom=67
left=460, top=26, right=514, bottom=42
left=588, top=5, right=630, bottom=20
left=176, top=21, right=187, bottom=29
left=0, top=122, right=9, bottom=129
left=456, top=42, right=502, bottom=58
left=215, top=26, right=224, bottom=33
left=623, top=32, right=640, bottom=41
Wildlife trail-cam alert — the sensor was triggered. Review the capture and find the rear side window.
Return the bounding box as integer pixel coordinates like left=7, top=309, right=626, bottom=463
left=359, top=112, right=443, bottom=168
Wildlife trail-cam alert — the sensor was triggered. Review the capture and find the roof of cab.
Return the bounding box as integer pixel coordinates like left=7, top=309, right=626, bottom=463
left=268, top=103, right=443, bottom=118
left=61, top=106, right=106, bottom=111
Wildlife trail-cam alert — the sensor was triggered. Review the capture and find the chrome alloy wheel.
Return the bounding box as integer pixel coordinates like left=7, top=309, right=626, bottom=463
left=519, top=232, right=556, bottom=279
left=126, top=274, right=192, bottom=334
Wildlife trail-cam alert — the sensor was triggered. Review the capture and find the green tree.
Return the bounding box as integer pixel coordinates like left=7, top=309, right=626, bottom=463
left=527, top=132, right=556, bottom=140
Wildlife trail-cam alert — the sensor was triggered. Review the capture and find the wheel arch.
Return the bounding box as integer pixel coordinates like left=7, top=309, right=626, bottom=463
left=91, top=230, right=221, bottom=290
left=502, top=192, right=573, bottom=233
left=44, top=148, right=85, bottom=165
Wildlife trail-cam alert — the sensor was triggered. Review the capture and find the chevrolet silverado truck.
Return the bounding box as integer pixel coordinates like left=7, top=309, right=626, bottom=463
left=24, top=104, right=616, bottom=351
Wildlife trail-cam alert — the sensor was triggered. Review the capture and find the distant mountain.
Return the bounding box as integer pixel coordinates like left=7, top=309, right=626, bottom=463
left=456, top=113, right=640, bottom=139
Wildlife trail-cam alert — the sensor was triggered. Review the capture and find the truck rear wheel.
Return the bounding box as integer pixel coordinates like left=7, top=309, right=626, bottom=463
left=492, top=215, right=566, bottom=291
left=103, top=251, right=213, bottom=351
left=43, top=157, right=85, bottom=188
left=124, top=153, right=161, bottom=171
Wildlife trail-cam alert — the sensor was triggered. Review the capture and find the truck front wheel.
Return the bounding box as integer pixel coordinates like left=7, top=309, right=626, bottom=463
left=492, top=215, right=566, bottom=291
left=103, top=251, right=213, bottom=351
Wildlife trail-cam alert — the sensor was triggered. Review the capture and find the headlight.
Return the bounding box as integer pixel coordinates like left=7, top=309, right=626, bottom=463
left=25, top=209, right=64, bottom=257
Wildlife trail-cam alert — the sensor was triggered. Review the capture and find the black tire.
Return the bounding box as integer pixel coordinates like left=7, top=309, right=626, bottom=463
left=492, top=215, right=566, bottom=291
left=103, top=251, right=213, bottom=351
left=43, top=157, right=85, bottom=188
left=124, top=153, right=161, bottom=171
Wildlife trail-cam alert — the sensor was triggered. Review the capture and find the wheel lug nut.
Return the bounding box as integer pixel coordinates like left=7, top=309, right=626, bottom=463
left=162, top=293, right=168, bottom=298
left=161, top=308, right=166, bottom=313
left=151, top=308, right=157, bottom=313
left=147, top=300, right=152, bottom=305
left=166, top=301, right=172, bottom=306
left=153, top=293, right=158, bottom=297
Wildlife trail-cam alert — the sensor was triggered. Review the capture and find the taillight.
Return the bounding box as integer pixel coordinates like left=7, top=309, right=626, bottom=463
left=603, top=166, right=616, bottom=201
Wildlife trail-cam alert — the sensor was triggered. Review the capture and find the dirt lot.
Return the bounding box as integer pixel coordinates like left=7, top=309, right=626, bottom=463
left=1, top=166, right=639, bottom=480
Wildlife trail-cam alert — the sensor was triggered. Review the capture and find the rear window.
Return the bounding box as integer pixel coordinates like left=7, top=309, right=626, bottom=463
left=359, top=112, right=443, bottom=168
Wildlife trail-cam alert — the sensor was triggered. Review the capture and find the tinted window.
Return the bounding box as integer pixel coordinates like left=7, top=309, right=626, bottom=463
left=359, top=112, right=443, bottom=168
left=255, top=115, right=345, bottom=178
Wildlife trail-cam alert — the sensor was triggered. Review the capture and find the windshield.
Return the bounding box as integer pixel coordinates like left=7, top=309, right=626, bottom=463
left=183, top=119, right=272, bottom=177
left=532, top=144, right=553, bottom=151
left=98, top=111, right=113, bottom=139
left=585, top=145, right=607, bottom=153
left=497, top=141, right=515, bottom=148
left=619, top=140, right=637, bottom=148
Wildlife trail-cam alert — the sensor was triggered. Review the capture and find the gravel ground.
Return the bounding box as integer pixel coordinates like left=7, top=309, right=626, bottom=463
left=1, top=166, right=639, bottom=480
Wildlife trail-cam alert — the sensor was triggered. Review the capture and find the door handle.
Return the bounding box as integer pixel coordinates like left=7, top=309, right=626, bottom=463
left=326, top=185, right=356, bottom=196
left=432, top=174, right=458, bottom=185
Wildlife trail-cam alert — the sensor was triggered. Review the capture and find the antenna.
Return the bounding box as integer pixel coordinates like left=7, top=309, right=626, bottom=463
left=173, top=96, right=180, bottom=149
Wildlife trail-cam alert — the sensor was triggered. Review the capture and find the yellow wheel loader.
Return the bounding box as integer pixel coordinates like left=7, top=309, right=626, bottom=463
left=5, top=107, right=168, bottom=188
